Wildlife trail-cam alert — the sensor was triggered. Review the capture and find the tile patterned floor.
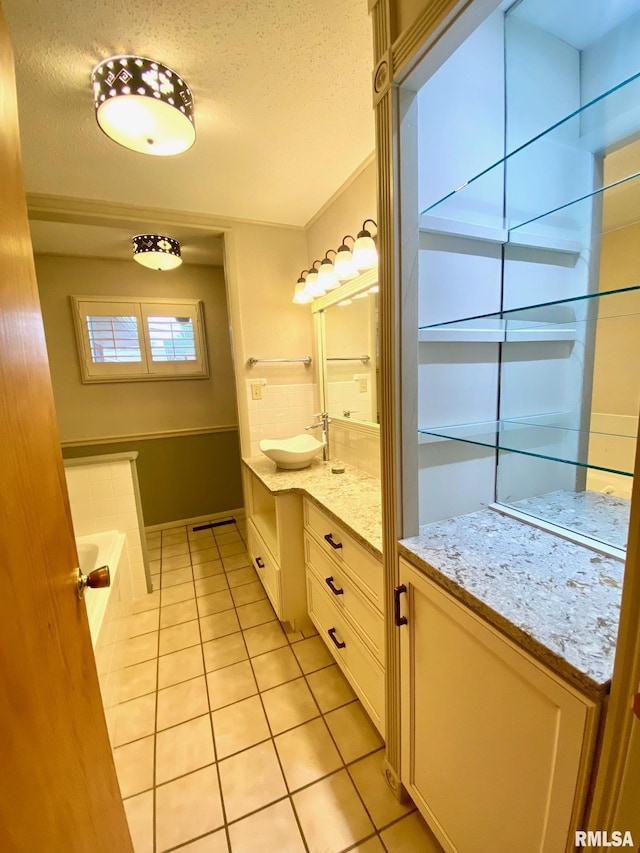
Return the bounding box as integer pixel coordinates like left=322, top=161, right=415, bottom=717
left=107, top=519, right=442, bottom=853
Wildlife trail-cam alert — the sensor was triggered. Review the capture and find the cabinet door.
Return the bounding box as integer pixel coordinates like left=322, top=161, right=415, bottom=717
left=399, top=559, right=596, bottom=853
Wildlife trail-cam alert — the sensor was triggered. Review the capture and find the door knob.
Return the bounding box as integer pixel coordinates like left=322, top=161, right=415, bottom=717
left=77, top=565, right=111, bottom=599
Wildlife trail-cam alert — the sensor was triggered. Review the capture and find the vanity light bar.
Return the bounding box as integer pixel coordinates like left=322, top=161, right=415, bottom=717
left=293, top=220, right=378, bottom=305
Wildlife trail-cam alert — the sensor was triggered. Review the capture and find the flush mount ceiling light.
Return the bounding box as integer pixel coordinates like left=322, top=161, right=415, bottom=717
left=92, top=56, right=195, bottom=156
left=132, top=234, right=182, bottom=271
left=352, top=220, right=378, bottom=270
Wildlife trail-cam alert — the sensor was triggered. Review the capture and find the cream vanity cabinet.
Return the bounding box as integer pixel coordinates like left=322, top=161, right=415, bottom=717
left=242, top=467, right=308, bottom=629
left=304, top=498, right=385, bottom=734
left=398, top=558, right=599, bottom=853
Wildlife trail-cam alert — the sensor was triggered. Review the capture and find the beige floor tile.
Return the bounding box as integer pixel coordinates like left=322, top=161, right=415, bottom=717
left=160, top=598, right=199, bottom=629
left=200, top=610, right=241, bottom=642
left=162, top=530, right=187, bottom=545
left=161, top=552, right=193, bottom=572
left=198, top=589, right=235, bottom=617
left=156, top=765, right=224, bottom=852
left=306, top=664, right=356, bottom=712
left=158, top=645, right=204, bottom=689
left=155, top=714, right=215, bottom=784
left=284, top=627, right=304, bottom=643
left=189, top=527, right=215, bottom=540
left=130, top=590, right=161, bottom=614
left=292, top=635, right=334, bottom=674
left=236, top=599, right=277, bottom=630
left=293, top=769, right=374, bottom=853
left=161, top=567, right=193, bottom=588
left=380, top=813, right=443, bottom=852
left=190, top=535, right=218, bottom=552
left=243, top=621, right=288, bottom=657
left=223, top=553, right=252, bottom=572
left=112, top=632, right=158, bottom=670
left=124, top=790, right=154, bottom=853
left=162, top=541, right=190, bottom=558
left=179, top=829, right=228, bottom=852
left=218, top=540, right=246, bottom=558
left=231, top=581, right=266, bottom=607
left=146, top=532, right=161, bottom=545
left=211, top=694, right=270, bottom=758
left=157, top=675, right=209, bottom=731
left=349, top=837, right=385, bottom=852
left=251, top=646, right=302, bottom=691
left=149, top=559, right=161, bottom=574
left=214, top=530, right=241, bottom=545
left=225, top=566, right=258, bottom=588
left=228, top=798, right=305, bottom=853
left=195, top=574, right=230, bottom=597
left=206, top=660, right=257, bottom=710
left=203, top=633, right=248, bottom=672
left=110, top=693, right=156, bottom=747
left=349, top=750, right=414, bottom=829
left=275, top=717, right=342, bottom=791
left=123, top=609, right=160, bottom=638
left=113, top=735, right=154, bottom=799
left=261, top=677, right=319, bottom=734
left=193, top=559, right=225, bottom=579
left=159, top=619, right=201, bottom=656
left=115, top=659, right=157, bottom=703
left=302, top=623, right=319, bottom=638
left=324, top=702, right=383, bottom=764
left=160, top=581, right=195, bottom=607
left=192, top=547, right=221, bottom=565
left=148, top=547, right=161, bottom=562
left=218, top=741, right=286, bottom=822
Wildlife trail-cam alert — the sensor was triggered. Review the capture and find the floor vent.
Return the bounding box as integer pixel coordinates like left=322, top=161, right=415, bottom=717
left=191, top=518, right=236, bottom=531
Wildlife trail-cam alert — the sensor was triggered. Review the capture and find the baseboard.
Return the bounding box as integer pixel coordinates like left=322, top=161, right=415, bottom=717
left=145, top=507, right=246, bottom=533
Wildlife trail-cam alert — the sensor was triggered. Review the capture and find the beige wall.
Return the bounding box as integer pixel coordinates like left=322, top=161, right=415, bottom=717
left=36, top=255, right=237, bottom=442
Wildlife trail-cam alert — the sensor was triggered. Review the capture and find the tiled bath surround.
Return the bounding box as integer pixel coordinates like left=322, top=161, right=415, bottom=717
left=64, top=453, right=149, bottom=598
left=104, top=519, right=441, bottom=853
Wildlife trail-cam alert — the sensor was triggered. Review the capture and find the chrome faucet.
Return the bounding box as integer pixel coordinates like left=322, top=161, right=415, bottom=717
left=306, top=412, right=331, bottom=461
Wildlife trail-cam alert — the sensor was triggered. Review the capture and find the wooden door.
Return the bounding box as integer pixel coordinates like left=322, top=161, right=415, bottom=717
left=0, top=8, right=133, bottom=851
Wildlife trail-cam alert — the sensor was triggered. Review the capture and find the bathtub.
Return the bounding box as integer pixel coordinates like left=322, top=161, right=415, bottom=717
left=76, top=530, right=129, bottom=649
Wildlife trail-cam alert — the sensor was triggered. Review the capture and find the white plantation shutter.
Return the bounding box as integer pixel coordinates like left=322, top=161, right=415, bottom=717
left=72, top=296, right=208, bottom=382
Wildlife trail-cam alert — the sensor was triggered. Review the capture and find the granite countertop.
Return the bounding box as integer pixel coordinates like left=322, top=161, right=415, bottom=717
left=242, top=456, right=383, bottom=558
left=400, top=509, right=624, bottom=700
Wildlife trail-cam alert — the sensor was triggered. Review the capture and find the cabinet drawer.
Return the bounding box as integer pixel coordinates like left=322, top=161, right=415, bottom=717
left=247, top=519, right=282, bottom=618
left=304, top=499, right=383, bottom=607
left=305, top=533, right=384, bottom=665
left=306, top=570, right=385, bottom=735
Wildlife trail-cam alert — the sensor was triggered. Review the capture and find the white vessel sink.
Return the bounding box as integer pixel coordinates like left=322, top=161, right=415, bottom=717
left=259, top=434, right=326, bottom=470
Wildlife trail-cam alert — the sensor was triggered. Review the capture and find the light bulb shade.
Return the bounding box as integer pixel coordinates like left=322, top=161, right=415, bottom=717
left=305, top=268, right=326, bottom=297
left=132, top=234, right=182, bottom=270
left=293, top=281, right=313, bottom=304
left=333, top=246, right=358, bottom=281
left=352, top=234, right=378, bottom=270
left=92, top=56, right=195, bottom=156
left=318, top=259, right=340, bottom=291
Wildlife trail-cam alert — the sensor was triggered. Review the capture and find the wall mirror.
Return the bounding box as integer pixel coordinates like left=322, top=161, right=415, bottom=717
left=313, top=268, right=379, bottom=427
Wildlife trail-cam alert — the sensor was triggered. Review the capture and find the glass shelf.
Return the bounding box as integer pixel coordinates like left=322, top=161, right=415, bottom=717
left=419, top=70, right=640, bottom=238
left=418, top=417, right=636, bottom=478
left=418, top=285, right=640, bottom=342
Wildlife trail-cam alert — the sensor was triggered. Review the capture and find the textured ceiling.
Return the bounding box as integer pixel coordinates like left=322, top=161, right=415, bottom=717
left=4, top=0, right=374, bottom=227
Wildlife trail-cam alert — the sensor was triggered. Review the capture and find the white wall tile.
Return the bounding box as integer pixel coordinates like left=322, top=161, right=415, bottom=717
left=112, top=477, right=134, bottom=497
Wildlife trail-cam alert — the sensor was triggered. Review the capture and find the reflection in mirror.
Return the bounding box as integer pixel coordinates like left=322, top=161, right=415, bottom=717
left=495, top=140, right=640, bottom=553
left=323, top=291, right=379, bottom=425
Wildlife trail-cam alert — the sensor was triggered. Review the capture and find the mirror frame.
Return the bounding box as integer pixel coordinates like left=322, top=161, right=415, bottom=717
left=312, top=268, right=379, bottom=429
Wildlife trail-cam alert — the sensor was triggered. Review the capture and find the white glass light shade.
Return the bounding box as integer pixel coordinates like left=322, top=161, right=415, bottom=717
left=352, top=234, right=378, bottom=270
left=353, top=291, right=368, bottom=299
left=333, top=246, right=358, bottom=281
left=305, top=268, right=326, bottom=298
left=92, top=56, right=195, bottom=156
left=132, top=235, right=182, bottom=271
left=367, top=285, right=379, bottom=294
left=293, top=281, right=312, bottom=304
left=337, top=299, right=353, bottom=307
left=318, top=259, right=340, bottom=291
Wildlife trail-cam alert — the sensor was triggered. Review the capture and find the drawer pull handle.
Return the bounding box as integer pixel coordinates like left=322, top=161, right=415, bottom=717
left=255, top=557, right=265, bottom=569
left=324, top=533, right=343, bottom=550
left=325, top=576, right=344, bottom=595
left=328, top=627, right=346, bottom=649
left=394, top=584, right=408, bottom=626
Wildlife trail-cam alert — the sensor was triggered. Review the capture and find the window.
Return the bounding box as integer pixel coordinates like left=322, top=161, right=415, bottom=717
left=71, top=296, right=208, bottom=382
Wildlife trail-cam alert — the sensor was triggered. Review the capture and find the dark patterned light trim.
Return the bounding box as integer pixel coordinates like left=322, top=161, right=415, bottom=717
left=132, top=234, right=181, bottom=264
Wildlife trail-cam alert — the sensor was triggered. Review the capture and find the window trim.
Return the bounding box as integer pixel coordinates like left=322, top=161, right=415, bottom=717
left=71, top=295, right=209, bottom=383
